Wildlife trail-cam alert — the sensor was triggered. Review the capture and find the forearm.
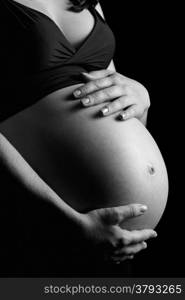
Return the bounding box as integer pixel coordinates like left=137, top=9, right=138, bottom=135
left=0, top=132, right=81, bottom=225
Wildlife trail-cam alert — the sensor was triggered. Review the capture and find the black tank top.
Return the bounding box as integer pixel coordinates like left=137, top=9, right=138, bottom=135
left=0, top=0, right=116, bottom=121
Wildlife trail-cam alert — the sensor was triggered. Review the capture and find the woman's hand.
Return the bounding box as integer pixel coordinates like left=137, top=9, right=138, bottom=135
left=78, top=204, right=157, bottom=264
left=73, top=69, right=150, bottom=124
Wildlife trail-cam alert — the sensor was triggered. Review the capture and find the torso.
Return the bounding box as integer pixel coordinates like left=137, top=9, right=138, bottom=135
left=0, top=0, right=168, bottom=230
left=0, top=83, right=168, bottom=230
left=11, top=0, right=96, bottom=49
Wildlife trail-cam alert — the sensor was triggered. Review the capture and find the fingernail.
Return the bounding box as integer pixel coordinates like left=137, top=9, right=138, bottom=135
left=140, top=205, right=148, bottom=213
left=143, top=242, right=147, bottom=249
left=74, top=90, right=82, bottom=97
left=153, top=231, right=158, bottom=238
left=101, top=107, right=109, bottom=116
left=118, top=112, right=127, bottom=121
left=81, top=98, right=90, bottom=105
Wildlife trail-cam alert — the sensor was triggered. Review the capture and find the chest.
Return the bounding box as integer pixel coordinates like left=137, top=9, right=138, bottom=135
left=6, top=0, right=115, bottom=75
left=12, top=0, right=95, bottom=49
left=54, top=10, right=95, bottom=49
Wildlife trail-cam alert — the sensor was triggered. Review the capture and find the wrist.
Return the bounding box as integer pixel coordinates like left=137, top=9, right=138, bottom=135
left=44, top=188, right=83, bottom=225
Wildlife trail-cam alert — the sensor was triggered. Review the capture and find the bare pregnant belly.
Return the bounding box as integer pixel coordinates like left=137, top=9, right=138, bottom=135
left=0, top=84, right=168, bottom=230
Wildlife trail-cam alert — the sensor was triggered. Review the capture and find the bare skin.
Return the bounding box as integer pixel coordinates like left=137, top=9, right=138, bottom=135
left=0, top=132, right=157, bottom=263
left=77, top=68, right=150, bottom=126
left=0, top=81, right=168, bottom=232
left=0, top=0, right=168, bottom=264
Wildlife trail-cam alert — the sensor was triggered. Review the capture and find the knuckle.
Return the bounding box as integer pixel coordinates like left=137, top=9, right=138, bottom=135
left=111, top=72, right=123, bottom=84
left=102, top=77, right=112, bottom=87
left=129, top=204, right=136, bottom=218
left=111, top=73, right=119, bottom=83
left=83, top=83, right=92, bottom=95
left=110, top=99, right=122, bottom=111
left=120, top=95, right=129, bottom=107
left=107, top=86, right=121, bottom=98
left=103, top=88, right=111, bottom=98
left=105, top=87, right=115, bottom=98
left=105, top=77, right=113, bottom=86
left=89, top=82, right=97, bottom=92
left=93, top=91, right=104, bottom=103
left=94, top=79, right=103, bottom=89
left=128, top=107, right=135, bottom=117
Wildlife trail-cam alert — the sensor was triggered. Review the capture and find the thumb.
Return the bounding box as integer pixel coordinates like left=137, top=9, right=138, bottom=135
left=81, top=69, right=114, bottom=81
left=102, top=204, right=148, bottom=226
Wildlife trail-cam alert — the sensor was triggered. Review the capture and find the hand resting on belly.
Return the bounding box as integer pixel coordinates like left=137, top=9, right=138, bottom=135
left=0, top=83, right=169, bottom=231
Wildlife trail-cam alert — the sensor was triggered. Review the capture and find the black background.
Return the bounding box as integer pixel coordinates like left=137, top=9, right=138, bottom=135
left=0, top=0, right=184, bottom=278
left=102, top=1, right=184, bottom=277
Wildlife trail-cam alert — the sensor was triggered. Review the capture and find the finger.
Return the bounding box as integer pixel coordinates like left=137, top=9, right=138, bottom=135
left=114, top=242, right=148, bottom=257
left=73, top=71, right=115, bottom=99
left=81, top=85, right=124, bottom=107
left=111, top=255, right=134, bottom=264
left=102, top=204, right=148, bottom=226
left=82, top=69, right=115, bottom=80
left=128, top=229, right=158, bottom=244
left=100, top=96, right=130, bottom=116
left=114, top=230, right=157, bottom=250
left=118, top=104, right=143, bottom=121
left=73, top=77, right=113, bottom=100
left=114, top=241, right=147, bottom=255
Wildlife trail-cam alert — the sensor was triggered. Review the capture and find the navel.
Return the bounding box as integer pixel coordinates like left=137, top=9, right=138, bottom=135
left=147, top=164, right=156, bottom=175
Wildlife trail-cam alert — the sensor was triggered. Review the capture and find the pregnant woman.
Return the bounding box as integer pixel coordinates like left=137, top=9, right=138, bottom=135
left=0, top=0, right=168, bottom=275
